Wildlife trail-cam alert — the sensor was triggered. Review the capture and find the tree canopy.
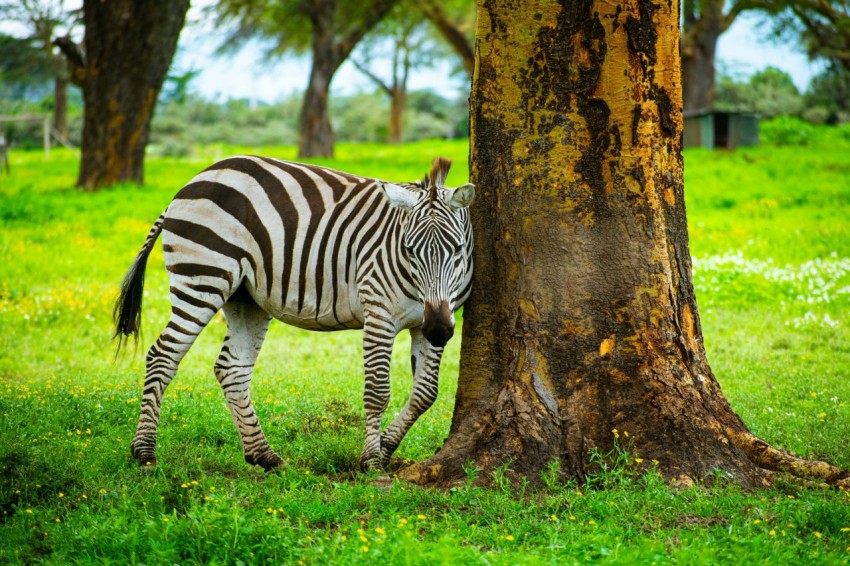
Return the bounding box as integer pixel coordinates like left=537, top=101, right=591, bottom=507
left=755, top=0, right=850, bottom=72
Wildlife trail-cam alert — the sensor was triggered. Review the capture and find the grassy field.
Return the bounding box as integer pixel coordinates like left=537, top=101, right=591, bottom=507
left=1, top=128, right=850, bottom=564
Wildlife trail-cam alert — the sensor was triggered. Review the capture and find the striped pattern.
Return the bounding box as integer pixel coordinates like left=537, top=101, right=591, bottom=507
left=117, top=156, right=474, bottom=471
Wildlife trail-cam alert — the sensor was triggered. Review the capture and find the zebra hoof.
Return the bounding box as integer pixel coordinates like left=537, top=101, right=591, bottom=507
left=246, top=450, right=285, bottom=472
left=134, top=453, right=157, bottom=469
left=131, top=442, right=157, bottom=468
left=359, top=452, right=385, bottom=473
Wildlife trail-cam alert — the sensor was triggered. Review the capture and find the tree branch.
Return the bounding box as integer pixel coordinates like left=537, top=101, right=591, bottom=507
left=417, top=0, right=474, bottom=75
left=722, top=0, right=755, bottom=32
left=791, top=1, right=850, bottom=71
left=53, top=35, right=86, bottom=87
left=334, top=0, right=398, bottom=66
left=350, top=58, right=393, bottom=96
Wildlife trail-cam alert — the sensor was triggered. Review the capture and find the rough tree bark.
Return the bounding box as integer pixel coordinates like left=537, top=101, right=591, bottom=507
left=400, top=0, right=850, bottom=489
left=57, top=0, right=189, bottom=190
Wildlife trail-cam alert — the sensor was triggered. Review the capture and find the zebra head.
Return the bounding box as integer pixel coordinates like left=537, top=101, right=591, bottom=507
left=378, top=158, right=475, bottom=348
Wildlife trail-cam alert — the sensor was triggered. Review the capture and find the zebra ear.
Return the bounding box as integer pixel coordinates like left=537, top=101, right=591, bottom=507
left=378, top=181, right=420, bottom=210
left=447, top=183, right=476, bottom=210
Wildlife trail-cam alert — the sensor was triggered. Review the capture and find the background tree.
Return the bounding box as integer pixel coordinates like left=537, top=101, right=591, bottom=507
left=681, top=0, right=751, bottom=113
left=401, top=0, right=850, bottom=489
left=805, top=62, right=850, bottom=123
left=350, top=1, right=443, bottom=144
left=746, top=0, right=850, bottom=122
left=416, top=0, right=475, bottom=76
left=216, top=0, right=397, bottom=158
left=0, top=0, right=79, bottom=140
left=54, top=0, right=189, bottom=190
left=715, top=66, right=804, bottom=117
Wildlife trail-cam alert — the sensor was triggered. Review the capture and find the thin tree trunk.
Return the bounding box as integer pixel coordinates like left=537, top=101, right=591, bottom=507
left=53, top=74, right=68, bottom=140
left=388, top=88, right=405, bottom=145
left=76, top=0, right=188, bottom=190
left=400, top=0, right=850, bottom=490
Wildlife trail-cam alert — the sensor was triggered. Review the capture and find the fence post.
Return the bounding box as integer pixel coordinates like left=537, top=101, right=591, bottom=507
left=0, top=134, right=9, bottom=174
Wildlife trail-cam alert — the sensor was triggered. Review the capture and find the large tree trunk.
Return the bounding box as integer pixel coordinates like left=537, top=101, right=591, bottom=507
left=76, top=0, right=188, bottom=190
left=401, top=0, right=850, bottom=490
left=298, top=2, right=337, bottom=159
left=681, top=23, right=721, bottom=113
left=298, top=54, right=336, bottom=158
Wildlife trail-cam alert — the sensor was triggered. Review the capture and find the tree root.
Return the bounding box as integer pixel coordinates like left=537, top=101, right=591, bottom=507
left=728, top=429, right=850, bottom=489
left=399, top=428, right=850, bottom=491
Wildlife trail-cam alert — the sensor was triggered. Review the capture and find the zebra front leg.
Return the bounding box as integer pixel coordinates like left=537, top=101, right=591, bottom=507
left=380, top=326, right=443, bottom=467
left=215, top=301, right=283, bottom=471
left=360, top=310, right=397, bottom=471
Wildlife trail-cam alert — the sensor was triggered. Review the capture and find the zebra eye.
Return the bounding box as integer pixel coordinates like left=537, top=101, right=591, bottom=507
left=453, top=243, right=463, bottom=254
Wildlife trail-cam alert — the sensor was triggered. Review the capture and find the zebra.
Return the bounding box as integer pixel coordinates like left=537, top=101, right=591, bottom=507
left=114, top=156, right=475, bottom=472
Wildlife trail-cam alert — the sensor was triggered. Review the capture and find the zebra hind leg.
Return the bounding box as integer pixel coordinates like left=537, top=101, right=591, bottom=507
left=131, top=293, right=225, bottom=467
left=379, top=326, right=443, bottom=468
left=215, top=299, right=283, bottom=471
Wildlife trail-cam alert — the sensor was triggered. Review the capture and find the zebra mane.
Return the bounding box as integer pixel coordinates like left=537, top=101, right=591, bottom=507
left=427, top=157, right=452, bottom=202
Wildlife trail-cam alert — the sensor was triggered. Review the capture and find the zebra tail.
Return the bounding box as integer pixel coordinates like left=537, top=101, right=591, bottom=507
left=113, top=212, right=166, bottom=354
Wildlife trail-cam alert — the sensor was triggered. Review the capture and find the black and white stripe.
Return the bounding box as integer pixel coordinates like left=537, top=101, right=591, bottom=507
left=115, top=156, right=475, bottom=471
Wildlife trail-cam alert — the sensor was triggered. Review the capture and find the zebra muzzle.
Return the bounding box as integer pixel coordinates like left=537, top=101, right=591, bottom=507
left=423, top=301, right=454, bottom=348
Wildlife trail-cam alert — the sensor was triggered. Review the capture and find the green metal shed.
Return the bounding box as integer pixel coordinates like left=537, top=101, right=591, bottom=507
left=683, top=111, right=759, bottom=149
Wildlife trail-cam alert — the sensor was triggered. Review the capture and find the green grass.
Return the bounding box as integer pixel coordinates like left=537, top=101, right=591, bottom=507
left=2, top=129, right=850, bottom=564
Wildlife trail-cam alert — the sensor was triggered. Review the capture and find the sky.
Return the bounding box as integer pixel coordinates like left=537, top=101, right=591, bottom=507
left=175, top=10, right=822, bottom=104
